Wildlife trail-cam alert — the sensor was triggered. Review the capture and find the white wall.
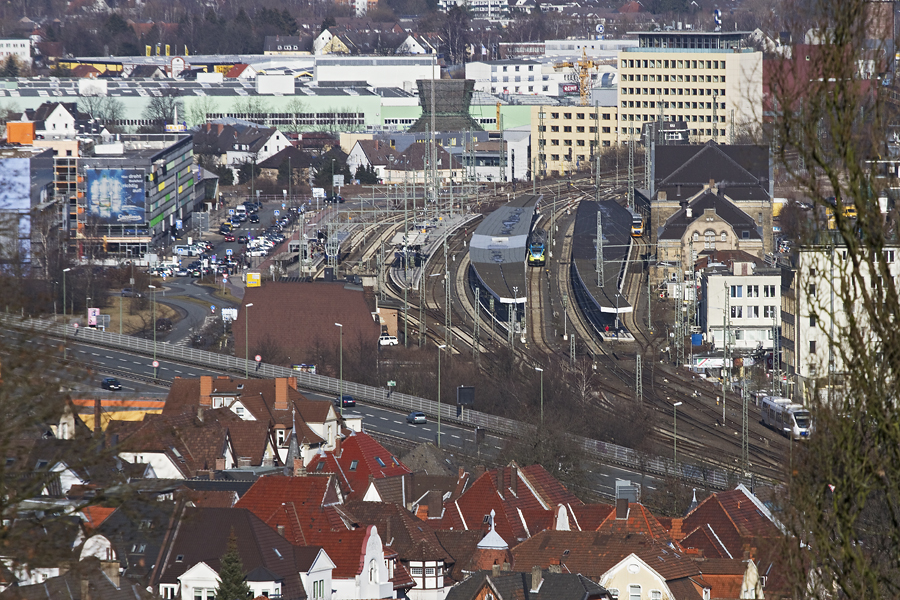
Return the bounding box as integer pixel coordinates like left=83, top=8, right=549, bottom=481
left=119, top=452, right=184, bottom=479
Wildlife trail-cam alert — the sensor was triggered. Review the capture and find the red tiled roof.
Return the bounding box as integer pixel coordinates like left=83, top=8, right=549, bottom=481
left=183, top=489, right=238, bottom=508
left=681, top=486, right=779, bottom=561
left=235, top=474, right=347, bottom=545
left=570, top=504, right=615, bottom=531
left=681, top=524, right=731, bottom=559
left=306, top=431, right=410, bottom=498
left=390, top=562, right=415, bottom=590
left=306, top=526, right=373, bottom=578
left=82, top=506, right=116, bottom=530
left=596, top=503, right=674, bottom=541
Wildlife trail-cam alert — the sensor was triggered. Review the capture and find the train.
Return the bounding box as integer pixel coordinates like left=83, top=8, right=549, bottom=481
left=527, top=229, right=547, bottom=267
left=760, top=396, right=812, bottom=440
left=629, top=209, right=645, bottom=237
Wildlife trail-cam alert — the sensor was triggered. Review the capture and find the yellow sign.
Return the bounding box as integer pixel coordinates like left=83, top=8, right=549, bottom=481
left=246, top=273, right=261, bottom=288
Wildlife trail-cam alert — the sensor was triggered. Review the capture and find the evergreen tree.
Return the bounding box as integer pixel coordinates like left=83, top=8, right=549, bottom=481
left=2, top=56, right=19, bottom=78
left=214, top=530, right=250, bottom=600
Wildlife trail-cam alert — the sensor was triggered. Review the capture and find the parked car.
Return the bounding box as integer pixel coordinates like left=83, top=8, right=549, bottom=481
left=238, top=235, right=248, bottom=244
left=224, top=233, right=235, bottom=242
left=101, top=377, right=122, bottom=391
left=121, top=288, right=141, bottom=297
left=249, top=214, right=259, bottom=223
left=175, top=268, right=189, bottom=277
left=406, top=411, right=427, bottom=424
left=334, top=395, right=356, bottom=408
left=379, top=334, right=399, bottom=346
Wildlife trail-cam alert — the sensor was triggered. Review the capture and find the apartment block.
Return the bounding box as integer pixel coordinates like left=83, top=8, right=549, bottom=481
left=616, top=31, right=762, bottom=142
left=530, top=104, right=618, bottom=176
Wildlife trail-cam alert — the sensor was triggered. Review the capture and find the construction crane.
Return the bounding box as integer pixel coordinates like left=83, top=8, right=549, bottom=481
left=554, top=48, right=597, bottom=106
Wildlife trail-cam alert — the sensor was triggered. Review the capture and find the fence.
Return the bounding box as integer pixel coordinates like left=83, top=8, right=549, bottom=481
left=2, top=313, right=737, bottom=489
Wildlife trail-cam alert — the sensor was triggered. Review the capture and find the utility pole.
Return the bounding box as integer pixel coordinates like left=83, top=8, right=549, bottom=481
left=675, top=255, right=685, bottom=367
left=627, top=130, right=635, bottom=211
left=773, top=307, right=781, bottom=395
left=596, top=208, right=604, bottom=287
left=635, top=354, right=643, bottom=403
left=473, top=287, right=480, bottom=365
left=570, top=332, right=575, bottom=367
left=647, top=276, right=653, bottom=331
left=419, top=269, right=426, bottom=348
left=444, top=232, right=451, bottom=350
left=508, top=303, right=515, bottom=348
left=404, top=182, right=410, bottom=347
left=742, top=369, right=749, bottom=475
left=723, top=282, right=732, bottom=393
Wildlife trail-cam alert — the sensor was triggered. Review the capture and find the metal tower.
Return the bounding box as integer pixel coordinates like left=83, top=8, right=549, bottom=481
left=635, top=354, right=643, bottom=403
left=596, top=208, right=604, bottom=287
left=538, top=107, right=546, bottom=179
left=473, top=287, right=480, bottom=364
left=723, top=282, right=732, bottom=392
left=741, top=372, right=749, bottom=474
left=627, top=131, right=635, bottom=211
left=444, top=232, right=451, bottom=350
left=419, top=269, right=426, bottom=347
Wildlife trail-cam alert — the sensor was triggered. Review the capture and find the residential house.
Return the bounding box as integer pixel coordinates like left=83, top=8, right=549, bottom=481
left=0, top=559, right=155, bottom=600
left=192, top=122, right=292, bottom=176
left=445, top=568, right=611, bottom=600
left=698, top=250, right=782, bottom=351
left=306, top=430, right=412, bottom=500
left=162, top=375, right=341, bottom=466
left=152, top=507, right=315, bottom=600
left=264, top=35, right=313, bottom=55
left=258, top=146, right=317, bottom=187
left=348, top=140, right=465, bottom=185
left=396, top=33, right=441, bottom=55
left=224, top=64, right=257, bottom=80
left=309, top=525, right=400, bottom=599
left=435, top=463, right=585, bottom=546
left=295, top=546, right=337, bottom=600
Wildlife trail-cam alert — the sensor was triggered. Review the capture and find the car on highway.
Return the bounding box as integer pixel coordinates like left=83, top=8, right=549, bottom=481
left=334, top=395, right=356, bottom=408
left=101, top=377, right=122, bottom=391
left=406, top=411, right=427, bottom=424
left=379, top=334, right=399, bottom=346
left=223, top=233, right=235, bottom=242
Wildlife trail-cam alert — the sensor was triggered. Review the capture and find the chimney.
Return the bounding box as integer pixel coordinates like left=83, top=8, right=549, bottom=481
left=709, top=178, right=715, bottom=189
left=238, top=457, right=251, bottom=468
left=491, top=564, right=501, bottom=577
left=658, top=190, right=667, bottom=201
left=293, top=458, right=306, bottom=477
left=475, top=465, right=486, bottom=480
left=197, top=407, right=204, bottom=423
left=199, top=376, right=213, bottom=407
left=100, top=560, right=120, bottom=588
left=215, top=458, right=226, bottom=471
left=549, top=559, right=561, bottom=574
left=616, top=498, right=629, bottom=520
left=93, top=398, right=101, bottom=436
left=334, top=433, right=342, bottom=456
left=530, top=566, right=542, bottom=592
left=288, top=376, right=298, bottom=390
left=208, top=469, right=215, bottom=480
left=277, top=525, right=286, bottom=537
left=427, top=489, right=442, bottom=518
left=275, top=378, right=289, bottom=411
left=686, top=207, right=692, bottom=218
left=217, top=123, right=224, bottom=134
left=496, top=468, right=504, bottom=499
left=502, top=561, right=510, bottom=572
left=510, top=465, right=518, bottom=497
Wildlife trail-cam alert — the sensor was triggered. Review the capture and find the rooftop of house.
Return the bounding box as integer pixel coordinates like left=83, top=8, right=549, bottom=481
left=654, top=141, right=771, bottom=203
left=343, top=500, right=453, bottom=563
left=658, top=190, right=762, bottom=242
left=306, top=430, right=410, bottom=498
left=445, top=569, right=610, bottom=600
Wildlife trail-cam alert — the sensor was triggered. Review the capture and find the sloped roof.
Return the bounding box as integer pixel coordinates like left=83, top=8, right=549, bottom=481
left=306, top=431, right=410, bottom=498
left=235, top=474, right=346, bottom=545
left=658, top=190, right=762, bottom=242
left=305, top=526, right=373, bottom=578
left=681, top=486, right=780, bottom=561
left=435, top=530, right=484, bottom=582
left=81, top=506, right=117, bottom=530
left=343, top=501, right=453, bottom=564
left=445, top=570, right=610, bottom=600
left=654, top=142, right=770, bottom=202
left=0, top=560, right=155, bottom=600
left=257, top=146, right=315, bottom=171
left=596, top=503, right=673, bottom=541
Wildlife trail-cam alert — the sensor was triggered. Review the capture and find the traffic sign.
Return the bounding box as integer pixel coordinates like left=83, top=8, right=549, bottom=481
left=73, top=323, right=79, bottom=329
left=274, top=210, right=280, bottom=216
left=255, top=355, right=262, bottom=362
left=388, top=380, right=396, bottom=387
left=223, top=274, right=228, bottom=282
left=282, top=203, right=286, bottom=209
left=152, top=360, right=159, bottom=368
left=596, top=24, right=604, bottom=33
left=229, top=209, right=235, bottom=215
left=210, top=304, right=216, bottom=313
left=176, top=219, right=183, bottom=229
left=176, top=248, right=186, bottom=255
left=226, top=248, right=233, bottom=256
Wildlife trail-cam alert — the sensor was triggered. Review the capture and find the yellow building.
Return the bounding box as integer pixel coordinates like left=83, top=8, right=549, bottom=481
left=530, top=104, right=618, bottom=177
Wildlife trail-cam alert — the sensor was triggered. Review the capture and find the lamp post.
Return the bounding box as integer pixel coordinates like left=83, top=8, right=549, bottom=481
left=148, top=285, right=157, bottom=373
left=437, top=344, right=447, bottom=447
left=673, top=401, right=683, bottom=470
left=244, top=303, right=253, bottom=378
left=535, top=367, right=544, bottom=423
left=335, top=323, right=343, bottom=415
left=615, top=292, right=621, bottom=334
left=62, top=268, right=71, bottom=360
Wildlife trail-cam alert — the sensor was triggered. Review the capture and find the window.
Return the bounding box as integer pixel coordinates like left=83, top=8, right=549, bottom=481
left=276, top=429, right=286, bottom=446
left=764, top=285, right=776, bottom=298
left=369, top=559, right=378, bottom=583
left=731, top=306, right=743, bottom=318
left=349, top=460, right=358, bottom=471
left=721, top=232, right=727, bottom=243
left=375, top=457, right=386, bottom=467
left=748, top=306, right=759, bottom=318
left=629, top=585, right=641, bottom=600
left=425, top=568, right=435, bottom=575
left=705, top=230, right=716, bottom=249
left=609, top=590, right=620, bottom=600
left=747, top=285, right=759, bottom=297
left=809, top=283, right=817, bottom=297
left=764, top=306, right=776, bottom=318
left=810, top=314, right=817, bottom=327
left=810, top=340, right=817, bottom=353
left=315, top=461, right=325, bottom=471
left=730, top=285, right=743, bottom=298
left=651, top=591, right=662, bottom=600
left=410, top=567, right=423, bottom=575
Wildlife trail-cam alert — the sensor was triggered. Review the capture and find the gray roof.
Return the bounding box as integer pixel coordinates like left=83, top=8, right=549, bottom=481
left=654, top=141, right=771, bottom=202
left=445, top=570, right=610, bottom=600
left=469, top=194, right=542, bottom=302
left=658, top=189, right=762, bottom=241
left=571, top=199, right=634, bottom=318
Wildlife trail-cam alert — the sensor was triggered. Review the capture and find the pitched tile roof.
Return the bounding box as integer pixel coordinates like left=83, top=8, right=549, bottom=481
left=343, top=501, right=452, bottom=563
left=182, top=488, right=239, bottom=508
left=305, top=525, right=375, bottom=579
left=434, top=530, right=484, bottom=582
left=658, top=190, right=762, bottom=241
left=654, top=142, right=771, bottom=202
left=81, top=506, right=117, bottom=530
left=596, top=503, right=673, bottom=541
left=306, top=431, right=410, bottom=498
left=234, top=282, right=380, bottom=363
left=445, top=570, right=610, bottom=600
left=235, top=474, right=347, bottom=545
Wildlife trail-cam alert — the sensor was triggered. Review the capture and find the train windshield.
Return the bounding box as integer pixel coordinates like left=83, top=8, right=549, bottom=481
left=794, top=411, right=812, bottom=428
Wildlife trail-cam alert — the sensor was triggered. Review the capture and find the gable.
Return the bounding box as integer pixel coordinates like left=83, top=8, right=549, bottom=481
left=309, top=548, right=338, bottom=574
left=178, top=561, right=219, bottom=583
left=601, top=553, right=669, bottom=595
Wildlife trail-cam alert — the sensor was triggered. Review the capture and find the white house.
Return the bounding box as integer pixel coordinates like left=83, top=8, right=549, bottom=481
left=297, top=547, right=336, bottom=600
left=0, top=38, right=31, bottom=66
left=325, top=525, right=394, bottom=600
left=600, top=554, right=704, bottom=600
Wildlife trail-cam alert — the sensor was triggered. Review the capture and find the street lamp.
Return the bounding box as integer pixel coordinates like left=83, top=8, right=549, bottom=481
left=535, top=367, right=544, bottom=423
left=335, top=323, right=343, bottom=416
left=437, top=344, right=447, bottom=447
left=62, top=268, right=71, bottom=360
left=673, top=401, right=683, bottom=470
left=244, top=303, right=254, bottom=378
left=615, top=293, right=622, bottom=334
left=148, top=285, right=158, bottom=374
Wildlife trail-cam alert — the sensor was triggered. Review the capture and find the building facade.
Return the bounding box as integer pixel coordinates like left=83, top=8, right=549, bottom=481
left=616, top=31, right=762, bottom=142
left=530, top=104, right=618, bottom=176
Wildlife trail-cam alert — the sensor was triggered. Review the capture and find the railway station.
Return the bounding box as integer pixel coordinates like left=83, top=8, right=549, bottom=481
left=468, top=194, right=543, bottom=333
left=570, top=199, right=635, bottom=340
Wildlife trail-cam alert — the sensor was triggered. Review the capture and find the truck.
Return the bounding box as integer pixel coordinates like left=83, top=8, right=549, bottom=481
left=235, top=204, right=247, bottom=219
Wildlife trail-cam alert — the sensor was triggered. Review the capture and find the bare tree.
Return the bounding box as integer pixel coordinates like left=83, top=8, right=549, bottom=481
left=142, top=89, right=184, bottom=131
left=187, top=95, right=219, bottom=127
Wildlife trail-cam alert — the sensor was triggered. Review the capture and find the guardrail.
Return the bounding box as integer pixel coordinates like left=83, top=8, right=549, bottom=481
left=1, top=313, right=738, bottom=489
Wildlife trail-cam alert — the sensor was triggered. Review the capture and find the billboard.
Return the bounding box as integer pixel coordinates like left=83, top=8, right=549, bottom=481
left=561, top=84, right=579, bottom=94
left=86, top=168, right=146, bottom=225
left=0, top=158, right=31, bottom=212
left=246, top=272, right=261, bottom=287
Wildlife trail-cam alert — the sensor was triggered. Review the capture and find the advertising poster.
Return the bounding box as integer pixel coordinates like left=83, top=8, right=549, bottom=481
left=86, top=169, right=146, bottom=224
left=88, top=308, right=100, bottom=327
left=246, top=273, right=261, bottom=288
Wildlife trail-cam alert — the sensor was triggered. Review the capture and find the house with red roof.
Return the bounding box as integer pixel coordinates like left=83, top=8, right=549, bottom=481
left=307, top=525, right=400, bottom=599
left=224, top=63, right=257, bottom=79
left=436, top=463, right=584, bottom=546
left=306, top=430, right=411, bottom=500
